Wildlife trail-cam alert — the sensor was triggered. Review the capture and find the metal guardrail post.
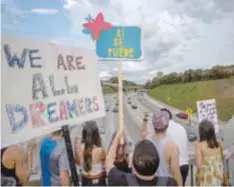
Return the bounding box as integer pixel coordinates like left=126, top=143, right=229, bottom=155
left=190, top=164, right=194, bottom=186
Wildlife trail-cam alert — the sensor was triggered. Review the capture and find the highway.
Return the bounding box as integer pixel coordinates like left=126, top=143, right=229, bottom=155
left=29, top=92, right=200, bottom=182
left=29, top=92, right=234, bottom=185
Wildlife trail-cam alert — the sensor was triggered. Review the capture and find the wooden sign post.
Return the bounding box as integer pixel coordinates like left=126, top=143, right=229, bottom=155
left=82, top=12, right=142, bottom=143
left=117, top=61, right=124, bottom=133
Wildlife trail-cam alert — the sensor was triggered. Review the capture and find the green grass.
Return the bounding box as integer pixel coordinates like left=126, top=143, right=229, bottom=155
left=102, top=85, right=116, bottom=94
left=149, top=79, right=234, bottom=122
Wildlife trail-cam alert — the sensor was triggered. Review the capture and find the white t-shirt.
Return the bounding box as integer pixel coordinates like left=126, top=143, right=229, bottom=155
left=166, top=120, right=189, bottom=166
left=147, top=119, right=189, bottom=166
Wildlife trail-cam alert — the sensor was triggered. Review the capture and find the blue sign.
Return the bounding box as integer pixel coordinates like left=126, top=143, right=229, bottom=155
left=96, top=26, right=142, bottom=60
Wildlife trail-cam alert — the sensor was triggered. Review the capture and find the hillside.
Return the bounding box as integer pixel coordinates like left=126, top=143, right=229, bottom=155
left=149, top=78, right=234, bottom=122
left=102, top=84, right=116, bottom=94
left=107, top=77, right=138, bottom=86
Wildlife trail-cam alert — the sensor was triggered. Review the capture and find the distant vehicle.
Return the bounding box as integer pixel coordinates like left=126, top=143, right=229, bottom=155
left=128, top=101, right=132, bottom=104
left=187, top=132, right=197, bottom=142
left=176, top=112, right=189, bottom=120
left=115, top=102, right=119, bottom=106
left=131, top=105, right=137, bottom=109
left=106, top=107, right=109, bottom=112
left=112, top=106, right=119, bottom=113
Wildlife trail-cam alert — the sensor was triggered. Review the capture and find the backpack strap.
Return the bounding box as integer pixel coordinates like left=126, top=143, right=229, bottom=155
left=125, top=173, right=139, bottom=186
left=156, top=176, right=169, bottom=186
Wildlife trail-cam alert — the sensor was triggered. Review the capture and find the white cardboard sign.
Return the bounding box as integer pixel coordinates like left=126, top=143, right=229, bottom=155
left=1, top=35, right=105, bottom=148
left=196, top=99, right=219, bottom=133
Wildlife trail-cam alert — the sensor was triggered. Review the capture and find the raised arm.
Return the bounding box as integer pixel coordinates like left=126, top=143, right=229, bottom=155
left=140, top=112, right=149, bottom=139
left=167, top=142, right=182, bottom=186
left=105, top=129, right=123, bottom=174
left=15, top=143, right=35, bottom=185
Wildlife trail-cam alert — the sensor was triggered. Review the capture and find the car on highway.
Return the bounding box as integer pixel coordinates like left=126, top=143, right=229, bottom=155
left=112, top=106, right=119, bottom=113
left=176, top=112, right=189, bottom=120
left=106, top=106, right=109, bottom=112
left=131, top=104, right=138, bottom=109
left=128, top=101, right=132, bottom=104
left=187, top=132, right=197, bottom=142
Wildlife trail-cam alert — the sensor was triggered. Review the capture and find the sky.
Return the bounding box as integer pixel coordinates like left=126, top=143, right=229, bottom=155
left=2, top=0, right=234, bottom=84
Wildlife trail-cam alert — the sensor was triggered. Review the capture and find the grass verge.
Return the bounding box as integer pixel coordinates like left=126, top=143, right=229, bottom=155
left=149, top=79, right=234, bottom=122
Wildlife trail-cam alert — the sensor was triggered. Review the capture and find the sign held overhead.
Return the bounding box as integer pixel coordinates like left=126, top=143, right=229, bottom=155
left=83, top=13, right=142, bottom=60
left=1, top=35, right=105, bottom=148
left=196, top=99, right=219, bottom=133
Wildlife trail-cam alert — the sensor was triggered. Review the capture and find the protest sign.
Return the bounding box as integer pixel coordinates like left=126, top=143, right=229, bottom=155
left=96, top=26, right=142, bottom=60
left=83, top=13, right=142, bottom=60
left=83, top=12, right=142, bottom=134
left=196, top=99, right=219, bottom=133
left=1, top=35, right=105, bottom=148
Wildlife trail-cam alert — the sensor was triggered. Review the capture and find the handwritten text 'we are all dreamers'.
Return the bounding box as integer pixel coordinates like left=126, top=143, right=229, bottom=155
left=3, top=44, right=100, bottom=133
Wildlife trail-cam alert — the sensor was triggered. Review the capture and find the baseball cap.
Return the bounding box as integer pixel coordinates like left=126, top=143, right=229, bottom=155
left=152, top=110, right=170, bottom=130
left=132, top=140, right=159, bottom=176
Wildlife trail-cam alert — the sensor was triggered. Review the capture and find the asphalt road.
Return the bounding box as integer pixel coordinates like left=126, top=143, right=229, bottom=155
left=29, top=92, right=233, bottom=185
left=131, top=94, right=197, bottom=146
left=123, top=93, right=198, bottom=158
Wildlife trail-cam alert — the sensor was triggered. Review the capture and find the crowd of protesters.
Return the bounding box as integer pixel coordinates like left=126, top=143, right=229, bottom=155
left=1, top=108, right=228, bottom=186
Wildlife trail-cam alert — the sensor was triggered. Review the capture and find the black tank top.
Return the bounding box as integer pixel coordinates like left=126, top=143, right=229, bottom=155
left=1, top=148, right=21, bottom=186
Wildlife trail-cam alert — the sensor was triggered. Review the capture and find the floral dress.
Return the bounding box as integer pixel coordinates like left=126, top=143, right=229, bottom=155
left=196, top=154, right=223, bottom=186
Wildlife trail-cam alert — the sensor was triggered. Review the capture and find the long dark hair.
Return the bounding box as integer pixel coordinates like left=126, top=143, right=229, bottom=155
left=199, top=119, right=219, bottom=149
left=81, top=121, right=102, bottom=172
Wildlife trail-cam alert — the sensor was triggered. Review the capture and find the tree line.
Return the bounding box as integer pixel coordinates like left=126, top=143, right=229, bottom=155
left=144, top=65, right=234, bottom=89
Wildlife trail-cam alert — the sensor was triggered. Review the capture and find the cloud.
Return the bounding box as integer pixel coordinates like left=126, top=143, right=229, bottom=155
left=31, top=8, right=58, bottom=15
left=100, top=71, right=112, bottom=80
left=63, top=0, right=234, bottom=83
left=1, top=0, right=25, bottom=32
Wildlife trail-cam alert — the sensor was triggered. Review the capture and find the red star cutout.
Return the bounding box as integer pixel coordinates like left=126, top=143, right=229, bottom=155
left=83, top=13, right=112, bottom=40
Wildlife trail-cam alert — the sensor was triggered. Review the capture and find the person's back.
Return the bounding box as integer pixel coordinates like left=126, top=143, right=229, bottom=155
left=196, top=141, right=223, bottom=186
left=148, top=134, right=172, bottom=177
left=146, top=111, right=183, bottom=186
left=166, top=119, right=189, bottom=185
left=40, top=137, right=57, bottom=186
left=79, top=144, right=105, bottom=175
left=196, top=120, right=224, bottom=186
left=40, top=131, right=70, bottom=186
left=106, top=132, right=177, bottom=186
left=160, top=108, right=189, bottom=185
left=74, top=121, right=106, bottom=186
left=1, top=146, right=22, bottom=186
left=1, top=142, right=36, bottom=186
left=166, top=120, right=188, bottom=166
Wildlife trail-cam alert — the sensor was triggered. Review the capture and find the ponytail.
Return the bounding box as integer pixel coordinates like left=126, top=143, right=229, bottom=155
left=83, top=132, right=93, bottom=172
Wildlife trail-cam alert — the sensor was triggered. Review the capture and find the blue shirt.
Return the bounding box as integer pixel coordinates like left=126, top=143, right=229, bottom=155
left=40, top=137, right=69, bottom=186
